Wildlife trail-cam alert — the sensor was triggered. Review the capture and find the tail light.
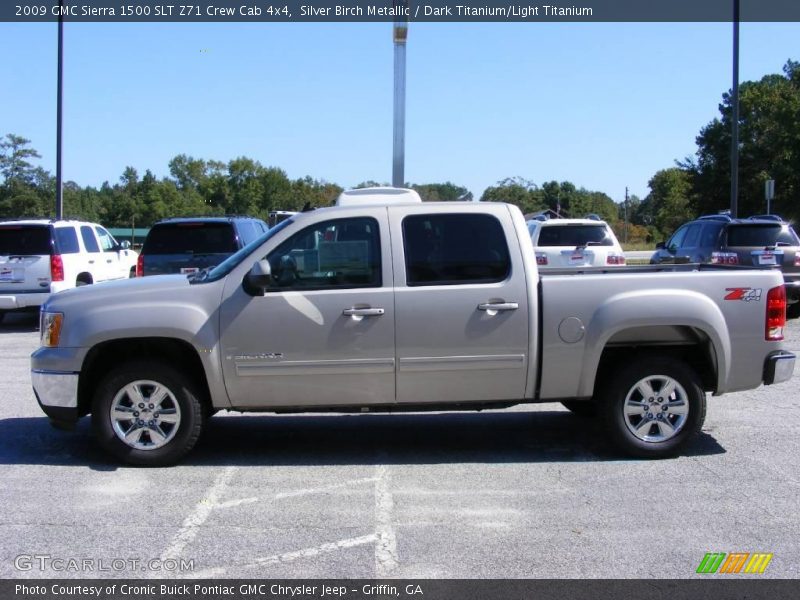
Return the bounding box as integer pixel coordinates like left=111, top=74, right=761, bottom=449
left=794, top=254, right=800, bottom=267
left=606, top=254, right=626, bottom=265
left=136, top=254, right=144, bottom=277
left=765, top=285, right=786, bottom=341
left=711, top=252, right=739, bottom=265
left=535, top=252, right=548, bottom=266
left=50, top=255, right=64, bottom=282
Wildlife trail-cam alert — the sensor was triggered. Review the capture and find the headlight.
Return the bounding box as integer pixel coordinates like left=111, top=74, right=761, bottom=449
left=40, top=311, right=64, bottom=347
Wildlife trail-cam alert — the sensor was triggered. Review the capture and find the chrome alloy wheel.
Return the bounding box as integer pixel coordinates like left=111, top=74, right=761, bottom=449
left=623, top=375, right=689, bottom=443
left=109, top=380, right=182, bottom=451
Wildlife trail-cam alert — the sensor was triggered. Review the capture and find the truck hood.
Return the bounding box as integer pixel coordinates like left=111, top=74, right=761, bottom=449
left=43, top=274, right=196, bottom=313
left=43, top=275, right=225, bottom=349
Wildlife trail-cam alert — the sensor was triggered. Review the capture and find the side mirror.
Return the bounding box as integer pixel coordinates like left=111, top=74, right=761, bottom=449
left=244, top=259, right=272, bottom=295
left=120, top=240, right=131, bottom=250
left=655, top=241, right=666, bottom=250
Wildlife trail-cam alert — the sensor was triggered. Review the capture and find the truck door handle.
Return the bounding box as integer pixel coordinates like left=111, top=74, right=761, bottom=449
left=106, top=259, right=113, bottom=263
left=477, top=302, right=519, bottom=312
left=343, top=307, right=385, bottom=317
left=88, top=260, right=94, bottom=264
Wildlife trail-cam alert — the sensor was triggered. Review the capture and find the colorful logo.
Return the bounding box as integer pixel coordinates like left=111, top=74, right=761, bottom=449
left=696, top=552, right=773, bottom=574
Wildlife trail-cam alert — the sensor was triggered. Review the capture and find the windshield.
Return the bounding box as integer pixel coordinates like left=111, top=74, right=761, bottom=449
left=726, top=224, right=799, bottom=247
left=195, top=217, right=295, bottom=283
left=536, top=224, right=614, bottom=247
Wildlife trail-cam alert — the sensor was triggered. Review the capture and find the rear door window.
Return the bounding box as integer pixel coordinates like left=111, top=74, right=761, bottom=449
left=54, top=227, right=80, bottom=254
left=80, top=226, right=100, bottom=253
left=143, top=223, right=238, bottom=255
left=403, top=213, right=510, bottom=286
left=0, top=225, right=53, bottom=255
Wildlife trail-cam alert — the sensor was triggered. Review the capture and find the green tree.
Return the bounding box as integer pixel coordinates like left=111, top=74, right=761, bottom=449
left=0, top=134, right=42, bottom=183
left=685, top=60, right=800, bottom=221
left=645, top=168, right=694, bottom=236
left=480, top=177, right=545, bottom=214
left=412, top=182, right=471, bottom=201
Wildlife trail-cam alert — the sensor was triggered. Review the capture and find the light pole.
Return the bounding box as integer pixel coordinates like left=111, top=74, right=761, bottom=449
left=392, top=0, right=408, bottom=188
left=55, top=0, right=64, bottom=219
left=730, top=0, right=740, bottom=218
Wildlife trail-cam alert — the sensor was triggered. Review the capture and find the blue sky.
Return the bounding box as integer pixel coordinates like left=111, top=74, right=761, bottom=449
left=0, top=21, right=797, bottom=202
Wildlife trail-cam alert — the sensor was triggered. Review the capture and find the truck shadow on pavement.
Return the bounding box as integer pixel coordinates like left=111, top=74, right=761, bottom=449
left=0, top=311, right=39, bottom=332
left=0, top=411, right=725, bottom=469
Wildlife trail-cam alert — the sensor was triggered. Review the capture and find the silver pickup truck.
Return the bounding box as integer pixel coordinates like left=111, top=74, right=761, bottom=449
left=31, top=197, right=796, bottom=465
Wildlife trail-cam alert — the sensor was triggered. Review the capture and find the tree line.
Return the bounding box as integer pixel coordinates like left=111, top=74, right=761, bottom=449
left=2, top=59, right=798, bottom=247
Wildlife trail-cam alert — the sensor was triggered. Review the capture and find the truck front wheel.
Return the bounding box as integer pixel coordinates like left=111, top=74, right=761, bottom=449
left=91, top=361, right=204, bottom=466
left=600, top=357, right=706, bottom=458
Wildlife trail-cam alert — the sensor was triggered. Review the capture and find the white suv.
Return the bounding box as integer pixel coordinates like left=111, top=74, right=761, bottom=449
left=527, top=216, right=626, bottom=268
left=0, top=219, right=138, bottom=322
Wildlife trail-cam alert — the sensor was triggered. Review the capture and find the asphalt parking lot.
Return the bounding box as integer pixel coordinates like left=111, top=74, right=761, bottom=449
left=0, top=311, right=798, bottom=580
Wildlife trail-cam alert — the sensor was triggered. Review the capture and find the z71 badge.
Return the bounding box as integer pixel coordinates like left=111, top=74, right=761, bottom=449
left=725, top=288, right=763, bottom=302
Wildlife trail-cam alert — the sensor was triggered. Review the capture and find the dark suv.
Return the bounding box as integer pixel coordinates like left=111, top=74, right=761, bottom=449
left=651, top=214, right=800, bottom=318
left=137, top=216, right=268, bottom=276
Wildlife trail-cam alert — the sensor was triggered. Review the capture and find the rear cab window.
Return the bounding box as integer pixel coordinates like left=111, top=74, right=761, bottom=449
left=0, top=225, right=53, bottom=255
left=143, top=222, right=238, bottom=255
left=402, top=213, right=511, bottom=286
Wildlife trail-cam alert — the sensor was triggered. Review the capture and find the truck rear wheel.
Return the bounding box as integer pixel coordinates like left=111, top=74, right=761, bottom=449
left=600, top=356, right=705, bottom=458
left=92, top=361, right=204, bottom=466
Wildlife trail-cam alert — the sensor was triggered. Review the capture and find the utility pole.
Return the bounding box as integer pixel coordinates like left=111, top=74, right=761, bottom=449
left=392, top=0, right=408, bottom=188
left=730, top=0, right=740, bottom=218
left=624, top=186, right=629, bottom=245
left=55, top=0, right=64, bottom=219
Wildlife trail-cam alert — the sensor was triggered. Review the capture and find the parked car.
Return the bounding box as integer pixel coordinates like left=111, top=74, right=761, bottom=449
left=32, top=192, right=794, bottom=465
left=527, top=216, right=626, bottom=268
left=0, top=219, right=137, bottom=323
left=650, top=214, right=800, bottom=318
left=137, top=216, right=268, bottom=276
left=268, top=210, right=298, bottom=228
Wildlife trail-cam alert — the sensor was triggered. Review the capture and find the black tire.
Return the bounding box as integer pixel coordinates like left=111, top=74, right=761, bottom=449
left=561, top=400, right=598, bottom=417
left=787, top=302, right=800, bottom=320
left=599, top=356, right=706, bottom=458
left=0, top=311, right=5, bottom=324
left=129, top=267, right=136, bottom=278
left=92, top=360, right=204, bottom=466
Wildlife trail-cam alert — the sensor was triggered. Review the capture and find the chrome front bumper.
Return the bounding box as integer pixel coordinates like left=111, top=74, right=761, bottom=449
left=31, top=370, right=79, bottom=425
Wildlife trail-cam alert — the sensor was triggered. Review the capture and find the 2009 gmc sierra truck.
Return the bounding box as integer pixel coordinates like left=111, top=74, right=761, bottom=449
left=31, top=193, right=796, bottom=465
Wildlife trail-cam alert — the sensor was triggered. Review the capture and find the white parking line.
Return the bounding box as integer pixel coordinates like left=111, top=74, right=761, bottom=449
left=374, top=464, right=398, bottom=576
left=167, top=466, right=398, bottom=577
left=160, top=466, right=237, bottom=562
left=212, top=476, right=380, bottom=509
left=189, top=534, right=380, bottom=578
